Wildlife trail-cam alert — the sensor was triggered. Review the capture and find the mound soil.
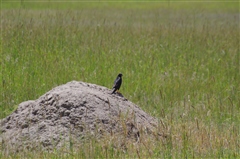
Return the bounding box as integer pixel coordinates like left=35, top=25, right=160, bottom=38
left=0, top=81, right=159, bottom=151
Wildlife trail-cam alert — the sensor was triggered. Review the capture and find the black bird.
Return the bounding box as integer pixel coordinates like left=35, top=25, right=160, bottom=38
left=112, top=73, right=123, bottom=94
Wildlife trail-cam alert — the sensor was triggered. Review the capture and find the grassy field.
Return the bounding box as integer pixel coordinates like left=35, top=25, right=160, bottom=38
left=1, top=1, right=239, bottom=158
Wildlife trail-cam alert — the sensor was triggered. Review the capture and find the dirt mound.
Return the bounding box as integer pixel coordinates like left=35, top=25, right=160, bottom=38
left=0, top=81, right=159, bottom=151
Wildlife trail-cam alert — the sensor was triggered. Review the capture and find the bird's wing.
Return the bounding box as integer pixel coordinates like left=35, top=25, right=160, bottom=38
left=113, top=77, right=120, bottom=87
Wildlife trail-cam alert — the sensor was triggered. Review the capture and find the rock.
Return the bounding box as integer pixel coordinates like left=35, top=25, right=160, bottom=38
left=0, top=81, right=159, bottom=152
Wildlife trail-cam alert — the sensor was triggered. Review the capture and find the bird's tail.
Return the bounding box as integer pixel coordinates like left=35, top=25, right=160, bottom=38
left=111, top=88, right=117, bottom=94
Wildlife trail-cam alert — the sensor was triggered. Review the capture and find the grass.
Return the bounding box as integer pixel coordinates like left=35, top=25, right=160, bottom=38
left=1, top=1, right=240, bottom=158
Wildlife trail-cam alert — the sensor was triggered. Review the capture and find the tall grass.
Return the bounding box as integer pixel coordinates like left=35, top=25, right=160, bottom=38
left=1, top=1, right=239, bottom=158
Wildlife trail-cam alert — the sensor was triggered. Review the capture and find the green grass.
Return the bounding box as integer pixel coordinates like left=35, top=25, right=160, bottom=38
left=1, top=1, right=240, bottom=158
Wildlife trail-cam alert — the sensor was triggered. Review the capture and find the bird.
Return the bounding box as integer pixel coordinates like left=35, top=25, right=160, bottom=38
left=111, top=73, right=123, bottom=94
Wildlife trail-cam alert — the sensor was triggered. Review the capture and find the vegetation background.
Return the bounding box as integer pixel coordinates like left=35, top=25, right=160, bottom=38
left=1, top=0, right=239, bottom=158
